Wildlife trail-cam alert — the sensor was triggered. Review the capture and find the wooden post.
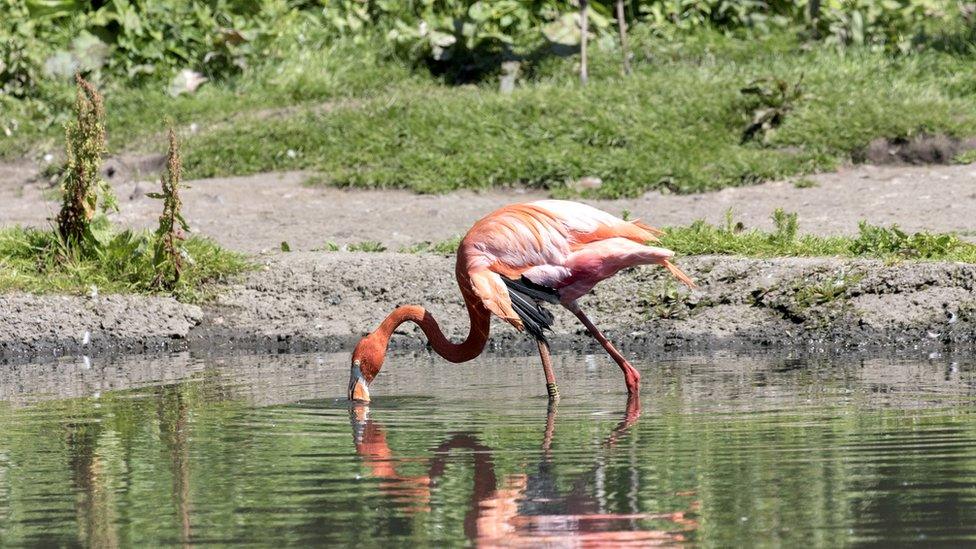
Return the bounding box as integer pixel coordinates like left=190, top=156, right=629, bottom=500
left=580, top=0, right=589, bottom=85
left=809, top=0, right=821, bottom=38
left=616, top=0, right=631, bottom=75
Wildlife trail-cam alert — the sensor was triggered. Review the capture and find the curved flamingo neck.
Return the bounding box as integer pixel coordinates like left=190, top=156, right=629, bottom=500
left=375, top=297, right=490, bottom=363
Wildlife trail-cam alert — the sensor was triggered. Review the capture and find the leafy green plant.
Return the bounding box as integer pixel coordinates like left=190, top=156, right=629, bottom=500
left=0, top=226, right=247, bottom=302
left=770, top=208, right=799, bottom=245
left=56, top=75, right=116, bottom=247
left=641, top=279, right=689, bottom=319
left=0, top=0, right=49, bottom=99
left=347, top=241, right=387, bottom=252
left=740, top=75, right=804, bottom=144
left=399, top=236, right=462, bottom=254
left=954, top=149, right=976, bottom=164
left=639, top=0, right=793, bottom=35
left=1, top=77, right=247, bottom=301
left=792, top=273, right=861, bottom=309
left=850, top=221, right=963, bottom=259
left=384, top=1, right=612, bottom=82
left=815, top=0, right=953, bottom=53
left=1, top=0, right=966, bottom=104
left=660, top=213, right=976, bottom=262
left=147, top=128, right=189, bottom=290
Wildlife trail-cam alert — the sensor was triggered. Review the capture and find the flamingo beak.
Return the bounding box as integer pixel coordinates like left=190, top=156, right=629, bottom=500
left=348, top=366, right=371, bottom=402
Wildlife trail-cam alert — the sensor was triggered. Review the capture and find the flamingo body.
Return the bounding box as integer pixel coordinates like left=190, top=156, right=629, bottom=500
left=462, top=200, right=690, bottom=322
left=349, top=200, right=693, bottom=401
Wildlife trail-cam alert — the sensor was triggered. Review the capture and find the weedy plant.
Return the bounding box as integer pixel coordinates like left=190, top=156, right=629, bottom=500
left=770, top=208, right=799, bottom=246
left=740, top=75, right=805, bottom=144
left=347, top=241, right=387, bottom=252
left=661, top=210, right=976, bottom=262
left=399, top=236, right=462, bottom=254
left=55, top=74, right=117, bottom=247
left=642, top=279, right=689, bottom=319
left=849, top=221, right=964, bottom=259
left=0, top=82, right=247, bottom=302
left=148, top=128, right=189, bottom=289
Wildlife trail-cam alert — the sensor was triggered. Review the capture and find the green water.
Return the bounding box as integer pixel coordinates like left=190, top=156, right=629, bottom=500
left=2, top=351, right=976, bottom=546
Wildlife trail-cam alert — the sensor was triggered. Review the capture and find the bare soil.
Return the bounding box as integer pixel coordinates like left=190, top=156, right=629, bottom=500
left=3, top=159, right=976, bottom=253
left=2, top=159, right=976, bottom=359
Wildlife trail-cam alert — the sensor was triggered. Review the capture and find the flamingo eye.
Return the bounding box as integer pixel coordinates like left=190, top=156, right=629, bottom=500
left=353, top=359, right=361, bottom=368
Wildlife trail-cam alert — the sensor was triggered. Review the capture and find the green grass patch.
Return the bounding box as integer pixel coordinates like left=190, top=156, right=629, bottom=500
left=8, top=31, right=976, bottom=197
left=0, top=227, right=249, bottom=302
left=0, top=36, right=416, bottom=159
left=347, top=241, right=387, bottom=253
left=399, top=236, right=463, bottom=255
left=175, top=32, right=976, bottom=197
left=660, top=216, right=976, bottom=262
left=954, top=149, right=976, bottom=164
left=395, top=212, right=976, bottom=263
left=321, top=240, right=388, bottom=252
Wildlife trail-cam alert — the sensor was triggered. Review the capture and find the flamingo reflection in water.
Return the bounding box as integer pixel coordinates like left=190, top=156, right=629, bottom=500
left=350, top=397, right=699, bottom=547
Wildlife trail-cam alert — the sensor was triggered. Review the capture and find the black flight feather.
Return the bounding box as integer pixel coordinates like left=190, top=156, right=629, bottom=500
left=503, top=276, right=560, bottom=342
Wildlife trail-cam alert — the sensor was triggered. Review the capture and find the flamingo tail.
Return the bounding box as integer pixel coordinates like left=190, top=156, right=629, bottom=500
left=663, top=260, right=697, bottom=289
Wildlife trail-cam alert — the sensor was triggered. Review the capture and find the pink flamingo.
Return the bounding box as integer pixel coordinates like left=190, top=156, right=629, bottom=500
left=348, top=200, right=695, bottom=402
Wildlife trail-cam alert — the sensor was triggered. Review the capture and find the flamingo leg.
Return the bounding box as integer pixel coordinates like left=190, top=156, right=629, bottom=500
left=565, top=301, right=641, bottom=395
left=536, top=339, right=560, bottom=400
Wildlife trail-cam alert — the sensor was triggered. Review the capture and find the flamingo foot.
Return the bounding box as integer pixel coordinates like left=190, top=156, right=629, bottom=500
left=622, top=362, right=641, bottom=395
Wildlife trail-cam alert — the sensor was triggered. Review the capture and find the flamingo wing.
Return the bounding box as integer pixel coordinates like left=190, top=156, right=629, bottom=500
left=460, top=200, right=693, bottom=335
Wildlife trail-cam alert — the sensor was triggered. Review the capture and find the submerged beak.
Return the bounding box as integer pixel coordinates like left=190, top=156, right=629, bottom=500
left=348, top=368, right=371, bottom=402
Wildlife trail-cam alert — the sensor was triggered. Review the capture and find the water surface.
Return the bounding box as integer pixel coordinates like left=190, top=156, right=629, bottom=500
left=2, top=350, right=976, bottom=546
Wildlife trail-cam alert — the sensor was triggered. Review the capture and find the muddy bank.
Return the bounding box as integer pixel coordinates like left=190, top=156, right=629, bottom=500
left=2, top=252, right=974, bottom=360
left=0, top=293, right=202, bottom=357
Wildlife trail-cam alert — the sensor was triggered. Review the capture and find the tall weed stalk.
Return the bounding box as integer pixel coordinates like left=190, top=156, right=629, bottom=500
left=149, top=128, right=190, bottom=289
left=56, top=75, right=116, bottom=247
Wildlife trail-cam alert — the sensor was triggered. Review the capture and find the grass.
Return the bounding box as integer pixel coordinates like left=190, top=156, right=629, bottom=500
left=320, top=240, right=388, bottom=252
left=398, top=236, right=463, bottom=254
left=0, top=37, right=417, bottom=159
left=394, top=212, right=976, bottom=263
left=0, top=227, right=249, bottom=302
left=7, top=31, right=976, bottom=197
left=660, top=218, right=976, bottom=262
left=174, top=33, right=976, bottom=197
left=347, top=241, right=387, bottom=253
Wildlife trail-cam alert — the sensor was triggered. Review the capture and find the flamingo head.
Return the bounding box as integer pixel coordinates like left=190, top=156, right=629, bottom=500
left=349, top=333, right=385, bottom=402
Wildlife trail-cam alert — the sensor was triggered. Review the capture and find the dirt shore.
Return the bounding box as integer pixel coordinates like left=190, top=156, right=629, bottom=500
left=3, top=252, right=974, bottom=360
